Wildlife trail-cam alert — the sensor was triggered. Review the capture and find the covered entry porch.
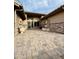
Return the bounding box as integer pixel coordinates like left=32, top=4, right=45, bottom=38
left=27, top=18, right=40, bottom=29
left=25, top=12, right=46, bottom=29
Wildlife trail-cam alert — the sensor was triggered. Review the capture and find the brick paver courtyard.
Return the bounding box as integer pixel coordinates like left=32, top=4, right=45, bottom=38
left=14, top=30, right=64, bottom=59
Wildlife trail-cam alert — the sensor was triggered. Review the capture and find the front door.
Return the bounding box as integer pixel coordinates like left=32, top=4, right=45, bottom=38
left=34, top=21, right=39, bottom=27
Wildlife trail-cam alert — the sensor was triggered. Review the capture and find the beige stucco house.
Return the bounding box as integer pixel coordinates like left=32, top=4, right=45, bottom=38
left=40, top=5, right=64, bottom=33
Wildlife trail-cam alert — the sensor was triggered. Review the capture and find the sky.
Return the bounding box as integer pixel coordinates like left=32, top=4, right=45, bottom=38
left=18, top=0, right=64, bottom=14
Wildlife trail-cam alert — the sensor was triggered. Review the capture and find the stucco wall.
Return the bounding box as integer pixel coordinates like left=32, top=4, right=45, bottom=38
left=41, top=11, right=64, bottom=33
left=48, top=11, right=64, bottom=23
left=48, top=11, right=64, bottom=33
